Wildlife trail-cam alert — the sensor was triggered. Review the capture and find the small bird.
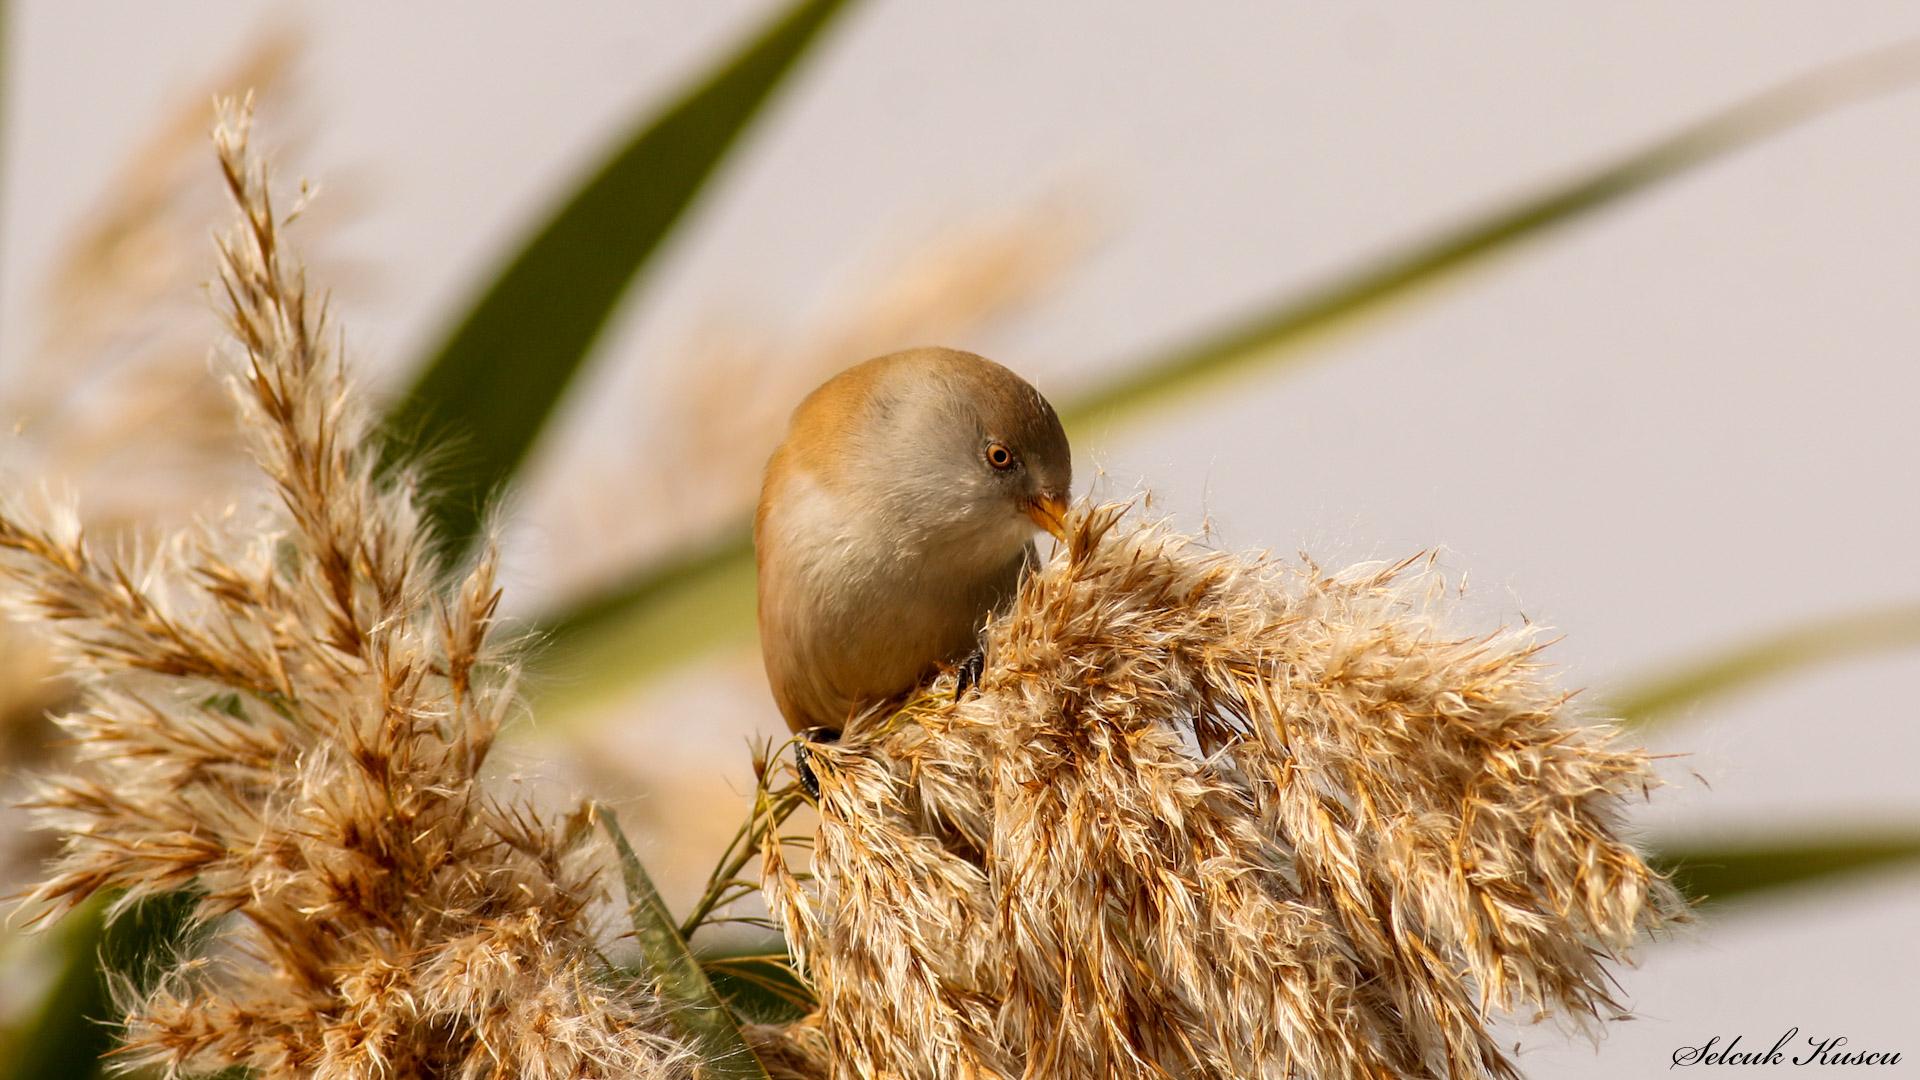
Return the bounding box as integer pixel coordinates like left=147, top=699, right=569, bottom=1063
left=755, top=347, right=1072, bottom=734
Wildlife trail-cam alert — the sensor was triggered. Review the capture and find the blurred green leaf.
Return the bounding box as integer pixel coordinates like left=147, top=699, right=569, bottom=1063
left=1, top=891, right=203, bottom=1080
left=1610, top=604, right=1920, bottom=730
left=383, top=0, right=861, bottom=556
left=1060, top=38, right=1920, bottom=430
left=1654, top=832, right=1920, bottom=906
left=700, top=942, right=814, bottom=1027
left=0, top=900, right=109, bottom=1080
left=603, top=808, right=771, bottom=1080
left=535, top=529, right=756, bottom=705
left=528, top=39, right=1920, bottom=704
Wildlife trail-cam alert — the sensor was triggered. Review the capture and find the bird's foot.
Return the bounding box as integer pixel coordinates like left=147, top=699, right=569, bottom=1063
left=954, top=649, right=986, bottom=701
left=795, top=727, right=839, bottom=800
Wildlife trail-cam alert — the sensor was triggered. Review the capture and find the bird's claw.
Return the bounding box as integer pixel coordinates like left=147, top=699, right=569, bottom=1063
left=955, top=649, right=986, bottom=701
left=795, top=727, right=839, bottom=800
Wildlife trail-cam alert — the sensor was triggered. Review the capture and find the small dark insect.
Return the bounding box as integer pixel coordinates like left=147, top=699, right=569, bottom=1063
left=954, top=649, right=986, bottom=700
left=795, top=727, right=839, bottom=800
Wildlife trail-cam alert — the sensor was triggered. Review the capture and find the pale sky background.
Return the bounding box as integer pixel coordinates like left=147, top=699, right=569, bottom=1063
left=3, top=2, right=1918, bottom=1074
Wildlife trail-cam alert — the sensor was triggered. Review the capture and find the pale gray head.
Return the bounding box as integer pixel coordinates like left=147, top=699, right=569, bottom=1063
left=790, top=347, right=1072, bottom=568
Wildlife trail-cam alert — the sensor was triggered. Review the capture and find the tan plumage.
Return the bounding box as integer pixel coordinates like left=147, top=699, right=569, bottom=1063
left=755, top=347, right=1071, bottom=733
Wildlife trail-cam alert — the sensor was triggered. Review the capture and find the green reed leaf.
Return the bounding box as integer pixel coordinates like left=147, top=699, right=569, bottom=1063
left=537, top=529, right=757, bottom=709
left=0, top=900, right=109, bottom=1080
left=603, top=807, right=772, bottom=1080
left=1610, top=604, right=1920, bottom=730
left=383, top=0, right=860, bottom=556
left=0, top=892, right=204, bottom=1080
left=1654, top=831, right=1920, bottom=906
left=1060, top=38, right=1920, bottom=430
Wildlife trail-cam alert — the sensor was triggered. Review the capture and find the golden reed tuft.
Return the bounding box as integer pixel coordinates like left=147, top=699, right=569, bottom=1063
left=762, top=505, right=1685, bottom=1080
left=0, top=102, right=692, bottom=1079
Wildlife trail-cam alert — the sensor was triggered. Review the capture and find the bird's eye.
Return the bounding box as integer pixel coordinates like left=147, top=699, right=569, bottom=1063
left=985, top=442, right=1015, bottom=470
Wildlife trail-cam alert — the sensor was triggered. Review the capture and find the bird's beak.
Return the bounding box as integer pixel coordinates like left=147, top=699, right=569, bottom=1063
left=1024, top=494, right=1070, bottom=541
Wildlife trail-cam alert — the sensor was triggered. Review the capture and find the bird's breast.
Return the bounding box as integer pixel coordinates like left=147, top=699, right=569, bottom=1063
left=758, top=470, right=1025, bottom=731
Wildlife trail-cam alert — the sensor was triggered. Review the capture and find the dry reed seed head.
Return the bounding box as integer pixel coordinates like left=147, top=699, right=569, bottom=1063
left=805, top=746, right=1009, bottom=1080
left=765, top=504, right=1682, bottom=1080
left=740, top=1018, right=832, bottom=1080
left=1, top=100, right=695, bottom=1080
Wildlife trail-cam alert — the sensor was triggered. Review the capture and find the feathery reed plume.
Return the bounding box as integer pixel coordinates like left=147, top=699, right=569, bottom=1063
left=1, top=101, right=692, bottom=1079
left=0, top=630, right=72, bottom=890
left=763, top=505, right=1683, bottom=1080
left=0, top=32, right=307, bottom=903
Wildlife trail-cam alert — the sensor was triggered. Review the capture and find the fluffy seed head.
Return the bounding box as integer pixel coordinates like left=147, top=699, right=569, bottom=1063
left=762, top=504, right=1683, bottom=1080
left=0, top=100, right=694, bottom=1080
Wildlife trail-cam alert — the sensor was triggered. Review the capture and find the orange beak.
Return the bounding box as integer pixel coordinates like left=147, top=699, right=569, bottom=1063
left=1024, top=494, right=1070, bottom=541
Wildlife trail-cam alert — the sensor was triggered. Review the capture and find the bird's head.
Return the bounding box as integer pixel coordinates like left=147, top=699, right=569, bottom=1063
left=959, top=371, right=1072, bottom=545
left=788, top=347, right=1071, bottom=568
